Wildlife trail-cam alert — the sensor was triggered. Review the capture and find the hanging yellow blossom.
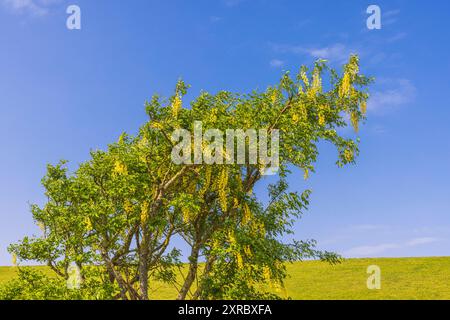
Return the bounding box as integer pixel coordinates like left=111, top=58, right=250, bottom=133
left=118, top=133, right=126, bottom=144
left=172, top=95, right=182, bottom=118
left=263, top=266, right=271, bottom=281
left=37, top=221, right=45, bottom=233
left=361, top=100, right=367, bottom=115
left=244, top=245, right=252, bottom=257
left=124, top=200, right=133, bottom=214
left=151, top=121, right=163, bottom=130
left=339, top=73, right=351, bottom=98
left=85, top=217, right=93, bottom=231
left=271, top=90, right=278, bottom=104
left=11, top=253, right=17, bottom=267
left=350, top=112, right=359, bottom=133
left=292, top=113, right=299, bottom=123
left=235, top=173, right=243, bottom=193
left=312, top=70, right=322, bottom=91
left=182, top=207, right=191, bottom=223
left=318, top=113, right=325, bottom=126
left=308, top=70, right=322, bottom=98
left=301, top=71, right=309, bottom=87
left=218, top=167, right=228, bottom=212
left=250, top=220, right=265, bottom=237
left=242, top=203, right=252, bottom=225
left=344, top=149, right=354, bottom=162
left=140, top=201, right=150, bottom=224
left=113, top=161, right=127, bottom=175
left=303, top=168, right=309, bottom=180
left=236, top=253, right=244, bottom=268
left=200, top=166, right=212, bottom=197
left=228, top=230, right=237, bottom=245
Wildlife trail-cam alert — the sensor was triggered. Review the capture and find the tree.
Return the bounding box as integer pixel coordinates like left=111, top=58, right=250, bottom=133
left=4, top=56, right=371, bottom=300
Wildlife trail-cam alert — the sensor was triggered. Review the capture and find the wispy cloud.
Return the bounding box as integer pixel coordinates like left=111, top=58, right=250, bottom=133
left=1, top=0, right=61, bottom=16
left=368, top=78, right=416, bottom=114
left=344, top=237, right=439, bottom=257
left=406, top=237, right=438, bottom=246
left=209, top=16, right=222, bottom=23
left=350, top=224, right=389, bottom=232
left=383, top=9, right=401, bottom=26
left=271, top=43, right=356, bottom=63
left=222, top=0, right=244, bottom=7
left=387, top=32, right=408, bottom=43
left=344, top=243, right=400, bottom=256
left=269, top=59, right=284, bottom=68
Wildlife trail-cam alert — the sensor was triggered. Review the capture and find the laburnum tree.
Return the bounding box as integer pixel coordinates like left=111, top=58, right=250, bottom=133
left=2, top=56, right=371, bottom=300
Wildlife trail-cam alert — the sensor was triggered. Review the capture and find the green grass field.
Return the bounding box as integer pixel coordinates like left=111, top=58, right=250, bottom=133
left=1, top=257, right=449, bottom=300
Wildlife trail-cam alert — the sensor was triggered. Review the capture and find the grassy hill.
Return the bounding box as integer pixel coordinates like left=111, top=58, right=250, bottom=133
left=1, top=257, right=449, bottom=300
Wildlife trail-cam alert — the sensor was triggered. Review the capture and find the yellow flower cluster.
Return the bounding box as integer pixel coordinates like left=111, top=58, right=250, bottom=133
left=312, top=71, right=322, bottom=90
left=218, top=167, right=228, bottom=212
left=228, top=230, right=236, bottom=245
left=303, top=168, right=309, bottom=180
left=308, top=70, right=322, bottom=98
left=351, top=112, right=359, bottom=133
left=339, top=73, right=351, bottom=98
left=113, top=161, right=128, bottom=175
left=151, top=121, right=163, bottom=130
left=140, top=201, right=150, bottom=224
left=361, top=100, right=367, bottom=115
left=242, top=203, right=252, bottom=225
left=124, top=200, right=133, bottom=214
left=172, top=95, right=182, bottom=118
left=301, top=71, right=309, bottom=87
left=244, top=245, right=252, bottom=257
left=318, top=113, right=325, bottom=126
left=200, top=166, right=212, bottom=197
left=344, top=149, right=354, bottom=162
left=293, top=102, right=308, bottom=124
left=236, top=253, right=244, bottom=268
left=250, top=220, right=265, bottom=237
left=271, top=90, right=278, bottom=104
left=85, top=217, right=93, bottom=231
left=182, top=207, right=191, bottom=223
left=37, top=221, right=45, bottom=233
left=263, top=266, right=271, bottom=281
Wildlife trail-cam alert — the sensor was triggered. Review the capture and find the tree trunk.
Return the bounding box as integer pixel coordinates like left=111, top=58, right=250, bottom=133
left=138, top=244, right=150, bottom=300
left=177, top=244, right=200, bottom=300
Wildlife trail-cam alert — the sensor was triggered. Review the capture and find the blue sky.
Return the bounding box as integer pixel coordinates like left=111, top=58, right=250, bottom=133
left=0, top=0, right=449, bottom=265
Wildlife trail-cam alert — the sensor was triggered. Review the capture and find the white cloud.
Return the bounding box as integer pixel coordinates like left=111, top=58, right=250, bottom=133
left=387, top=32, right=407, bottom=43
left=1, top=0, right=61, bottom=16
left=344, top=243, right=400, bottom=256
left=269, top=59, right=284, bottom=68
left=368, top=78, right=416, bottom=114
left=383, top=9, right=401, bottom=26
left=209, top=16, right=222, bottom=23
left=344, top=237, right=439, bottom=258
left=271, top=43, right=356, bottom=63
left=350, top=224, right=388, bottom=232
left=406, top=237, right=438, bottom=246
left=223, top=0, right=244, bottom=7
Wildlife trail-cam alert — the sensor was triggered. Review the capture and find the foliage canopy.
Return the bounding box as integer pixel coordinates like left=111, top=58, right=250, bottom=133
left=2, top=56, right=371, bottom=300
